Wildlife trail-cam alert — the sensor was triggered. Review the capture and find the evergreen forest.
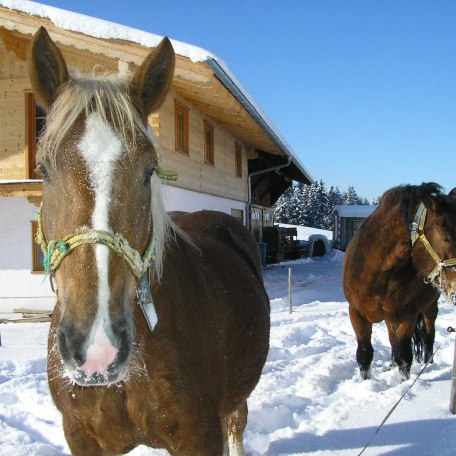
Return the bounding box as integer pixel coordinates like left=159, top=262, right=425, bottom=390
left=273, top=180, right=375, bottom=230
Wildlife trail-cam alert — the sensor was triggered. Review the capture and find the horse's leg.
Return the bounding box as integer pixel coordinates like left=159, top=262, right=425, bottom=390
left=386, top=318, right=417, bottom=381
left=223, top=401, right=248, bottom=456
left=168, top=416, right=224, bottom=456
left=422, top=300, right=438, bottom=363
left=349, top=305, right=374, bottom=380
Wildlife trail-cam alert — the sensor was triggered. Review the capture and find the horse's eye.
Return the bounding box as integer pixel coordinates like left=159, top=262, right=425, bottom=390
left=144, top=169, right=155, bottom=186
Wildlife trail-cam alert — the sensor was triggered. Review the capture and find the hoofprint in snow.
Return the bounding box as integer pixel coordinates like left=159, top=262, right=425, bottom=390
left=1, top=251, right=456, bottom=456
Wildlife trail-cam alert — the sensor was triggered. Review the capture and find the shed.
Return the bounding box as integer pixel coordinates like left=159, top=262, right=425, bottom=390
left=333, top=205, right=377, bottom=251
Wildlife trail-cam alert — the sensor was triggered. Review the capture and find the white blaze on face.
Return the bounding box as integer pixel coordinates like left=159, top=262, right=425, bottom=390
left=77, top=112, right=123, bottom=377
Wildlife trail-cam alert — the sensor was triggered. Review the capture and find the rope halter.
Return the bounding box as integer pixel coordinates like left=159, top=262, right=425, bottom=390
left=36, top=206, right=158, bottom=332
left=410, top=202, right=456, bottom=285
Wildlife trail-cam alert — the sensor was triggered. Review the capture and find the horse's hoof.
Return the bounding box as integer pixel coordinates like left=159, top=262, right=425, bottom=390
left=387, top=360, right=397, bottom=371
left=399, top=366, right=410, bottom=382
left=360, top=369, right=371, bottom=380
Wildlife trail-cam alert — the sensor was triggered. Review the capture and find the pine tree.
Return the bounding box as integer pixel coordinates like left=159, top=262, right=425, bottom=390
left=325, top=185, right=343, bottom=229
left=273, top=185, right=294, bottom=223
left=344, top=185, right=359, bottom=205
left=293, top=182, right=308, bottom=225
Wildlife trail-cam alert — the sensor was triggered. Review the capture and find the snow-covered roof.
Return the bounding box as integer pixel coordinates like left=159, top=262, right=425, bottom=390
left=0, top=0, right=313, bottom=184
left=333, top=205, right=377, bottom=218
left=0, top=0, right=214, bottom=62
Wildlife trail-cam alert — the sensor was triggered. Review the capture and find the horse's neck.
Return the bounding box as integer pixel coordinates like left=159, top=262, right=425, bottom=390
left=375, top=204, right=412, bottom=271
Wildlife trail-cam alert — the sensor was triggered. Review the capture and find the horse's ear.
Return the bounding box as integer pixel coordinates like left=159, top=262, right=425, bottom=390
left=449, top=188, right=456, bottom=199
left=27, top=27, right=69, bottom=112
left=130, top=37, right=175, bottom=117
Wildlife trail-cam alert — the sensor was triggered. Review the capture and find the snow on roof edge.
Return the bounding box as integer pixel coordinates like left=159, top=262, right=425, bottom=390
left=333, top=205, right=377, bottom=218
left=1, top=0, right=312, bottom=183
left=0, top=0, right=217, bottom=63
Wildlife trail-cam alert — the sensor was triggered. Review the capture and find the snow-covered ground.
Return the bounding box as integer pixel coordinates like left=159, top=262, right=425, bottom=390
left=1, top=251, right=456, bottom=455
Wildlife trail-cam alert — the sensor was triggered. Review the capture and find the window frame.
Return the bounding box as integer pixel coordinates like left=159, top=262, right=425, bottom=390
left=174, top=100, right=189, bottom=155
left=25, top=93, right=46, bottom=179
left=204, top=121, right=215, bottom=166
left=31, top=220, right=45, bottom=273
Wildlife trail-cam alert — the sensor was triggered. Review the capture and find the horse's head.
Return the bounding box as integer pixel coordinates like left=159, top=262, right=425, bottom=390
left=28, top=27, right=175, bottom=385
left=411, top=187, right=456, bottom=304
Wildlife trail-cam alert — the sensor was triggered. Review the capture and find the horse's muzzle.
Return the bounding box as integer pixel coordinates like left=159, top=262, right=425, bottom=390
left=57, top=317, right=132, bottom=386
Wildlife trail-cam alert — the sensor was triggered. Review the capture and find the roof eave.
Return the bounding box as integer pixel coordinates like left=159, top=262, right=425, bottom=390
left=205, top=57, right=313, bottom=185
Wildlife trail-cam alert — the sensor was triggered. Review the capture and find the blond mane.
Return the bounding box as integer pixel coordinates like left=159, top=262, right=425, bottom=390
left=38, top=71, right=152, bottom=162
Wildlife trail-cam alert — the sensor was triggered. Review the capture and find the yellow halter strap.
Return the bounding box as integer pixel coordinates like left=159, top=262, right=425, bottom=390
left=36, top=206, right=156, bottom=279
left=411, top=202, right=456, bottom=284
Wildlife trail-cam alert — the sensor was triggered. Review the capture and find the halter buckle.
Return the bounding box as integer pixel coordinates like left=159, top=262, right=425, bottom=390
left=137, top=274, right=157, bottom=333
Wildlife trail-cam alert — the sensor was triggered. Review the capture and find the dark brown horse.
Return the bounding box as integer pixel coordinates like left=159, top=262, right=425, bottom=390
left=28, top=27, right=270, bottom=455
left=344, top=183, right=456, bottom=381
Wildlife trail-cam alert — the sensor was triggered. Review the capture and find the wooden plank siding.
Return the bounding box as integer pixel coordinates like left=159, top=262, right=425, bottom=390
left=0, top=41, right=28, bottom=179
left=155, top=94, right=247, bottom=202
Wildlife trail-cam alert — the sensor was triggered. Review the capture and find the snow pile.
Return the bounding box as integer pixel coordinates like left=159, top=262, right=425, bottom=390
left=1, top=251, right=456, bottom=455
left=277, top=223, right=333, bottom=241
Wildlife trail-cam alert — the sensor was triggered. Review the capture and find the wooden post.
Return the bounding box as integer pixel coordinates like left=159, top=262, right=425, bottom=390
left=288, top=268, right=292, bottom=314
left=450, top=330, right=456, bottom=414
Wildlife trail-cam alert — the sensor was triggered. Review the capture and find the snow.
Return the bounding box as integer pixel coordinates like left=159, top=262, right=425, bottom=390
left=333, top=205, right=377, bottom=218
left=2, top=250, right=456, bottom=455
left=277, top=223, right=333, bottom=241
left=0, top=0, right=215, bottom=63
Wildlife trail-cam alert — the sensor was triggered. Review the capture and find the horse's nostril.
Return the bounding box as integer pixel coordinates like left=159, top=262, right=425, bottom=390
left=57, top=322, right=87, bottom=367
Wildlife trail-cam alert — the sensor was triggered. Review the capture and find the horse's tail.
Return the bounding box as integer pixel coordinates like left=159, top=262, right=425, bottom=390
left=412, top=313, right=425, bottom=363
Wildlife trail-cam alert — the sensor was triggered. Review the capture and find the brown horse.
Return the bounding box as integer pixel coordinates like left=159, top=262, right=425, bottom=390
left=28, top=27, right=270, bottom=455
left=343, top=183, right=456, bottom=381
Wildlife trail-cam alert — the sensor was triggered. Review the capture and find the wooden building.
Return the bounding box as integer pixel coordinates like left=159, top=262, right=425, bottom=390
left=333, top=205, right=377, bottom=251
left=0, top=1, right=312, bottom=311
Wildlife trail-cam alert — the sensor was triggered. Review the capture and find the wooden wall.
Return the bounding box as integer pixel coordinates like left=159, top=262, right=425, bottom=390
left=0, top=39, right=249, bottom=203
left=0, top=43, right=28, bottom=179
left=152, top=93, right=248, bottom=202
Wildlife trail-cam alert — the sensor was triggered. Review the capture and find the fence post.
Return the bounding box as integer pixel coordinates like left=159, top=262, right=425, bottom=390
left=450, top=332, right=456, bottom=413
left=288, top=268, right=292, bottom=314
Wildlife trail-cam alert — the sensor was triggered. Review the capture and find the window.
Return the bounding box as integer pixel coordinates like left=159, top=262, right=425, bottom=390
left=235, top=143, right=243, bottom=178
left=26, top=93, right=46, bottom=179
left=264, top=210, right=274, bottom=228
left=174, top=100, right=189, bottom=154
left=31, top=220, right=45, bottom=273
left=204, top=122, right=214, bottom=166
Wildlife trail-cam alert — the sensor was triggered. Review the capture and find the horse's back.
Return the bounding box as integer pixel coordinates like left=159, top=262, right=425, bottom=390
left=171, top=210, right=264, bottom=281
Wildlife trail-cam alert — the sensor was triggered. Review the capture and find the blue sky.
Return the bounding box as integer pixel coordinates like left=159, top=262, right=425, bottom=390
left=38, top=0, right=455, bottom=201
